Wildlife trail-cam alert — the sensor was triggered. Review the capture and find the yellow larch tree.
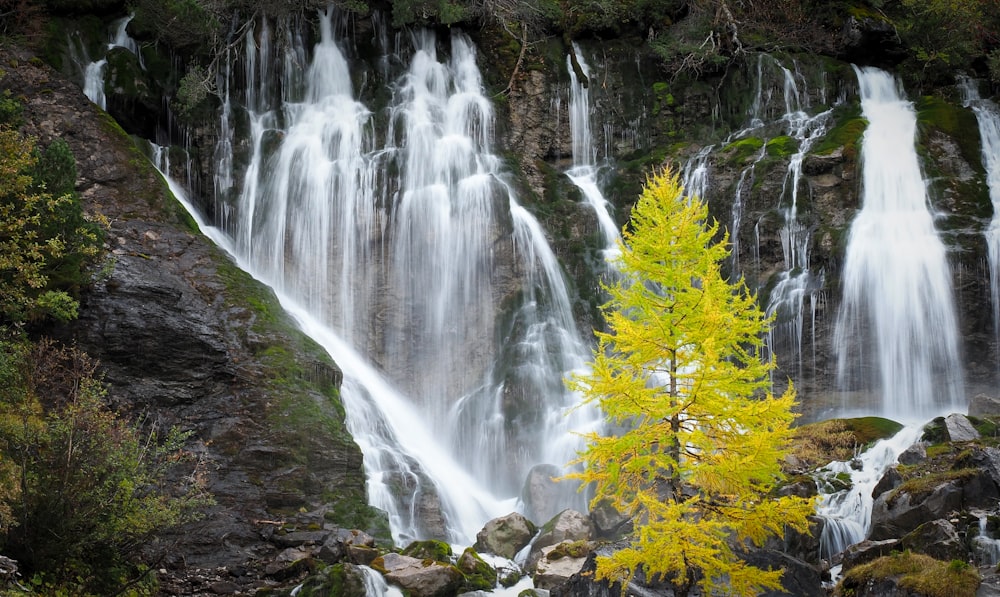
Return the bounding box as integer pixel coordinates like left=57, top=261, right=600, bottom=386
left=568, top=167, right=814, bottom=597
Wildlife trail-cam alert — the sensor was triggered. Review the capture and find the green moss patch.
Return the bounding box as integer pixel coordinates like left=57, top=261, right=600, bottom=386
left=766, top=135, right=798, bottom=158
left=790, top=416, right=902, bottom=469
left=887, top=468, right=980, bottom=505
left=402, top=540, right=454, bottom=562
left=724, top=136, right=765, bottom=164
left=836, top=552, right=979, bottom=597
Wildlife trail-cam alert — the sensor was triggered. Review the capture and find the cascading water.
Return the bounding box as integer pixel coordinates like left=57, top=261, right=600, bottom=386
left=679, top=55, right=831, bottom=381
left=564, top=45, right=620, bottom=261
left=212, top=10, right=597, bottom=544
left=959, top=77, right=1000, bottom=361
left=833, top=66, right=964, bottom=421
left=76, top=15, right=143, bottom=109
left=762, top=60, right=832, bottom=381
left=814, top=425, right=922, bottom=565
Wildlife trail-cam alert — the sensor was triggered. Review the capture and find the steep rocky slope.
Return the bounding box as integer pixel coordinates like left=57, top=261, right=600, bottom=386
left=0, top=45, right=381, bottom=594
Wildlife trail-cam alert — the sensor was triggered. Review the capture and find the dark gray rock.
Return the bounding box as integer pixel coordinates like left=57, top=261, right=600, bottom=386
left=273, top=530, right=330, bottom=548
left=742, top=549, right=824, bottom=597
left=521, top=464, right=565, bottom=526
left=872, top=466, right=904, bottom=499
left=840, top=539, right=899, bottom=573
left=869, top=481, right=965, bottom=541
left=899, top=519, right=968, bottom=562
left=897, top=443, right=927, bottom=466
left=589, top=499, right=632, bottom=540
left=970, top=394, right=1000, bottom=417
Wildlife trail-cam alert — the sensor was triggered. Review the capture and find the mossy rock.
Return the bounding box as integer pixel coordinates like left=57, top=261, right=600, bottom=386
left=724, top=136, right=765, bottom=164
left=401, top=539, right=454, bottom=562
left=835, top=551, right=979, bottom=597
left=546, top=540, right=591, bottom=560
left=790, top=416, right=903, bottom=469
left=811, top=102, right=867, bottom=161
left=843, top=416, right=905, bottom=445
left=458, top=547, right=498, bottom=592
left=888, top=468, right=980, bottom=506
left=766, top=135, right=798, bottom=158
left=921, top=416, right=948, bottom=444
left=285, top=563, right=369, bottom=597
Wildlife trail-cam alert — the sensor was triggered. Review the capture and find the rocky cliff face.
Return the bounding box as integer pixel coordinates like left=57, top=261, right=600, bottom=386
left=493, top=37, right=997, bottom=419
left=0, top=45, right=380, bottom=594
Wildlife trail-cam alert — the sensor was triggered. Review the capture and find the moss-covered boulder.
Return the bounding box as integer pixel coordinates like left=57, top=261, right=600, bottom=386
left=457, top=547, right=497, bottom=592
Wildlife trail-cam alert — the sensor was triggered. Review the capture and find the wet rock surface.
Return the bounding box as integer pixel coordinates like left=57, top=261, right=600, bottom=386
left=0, top=46, right=369, bottom=594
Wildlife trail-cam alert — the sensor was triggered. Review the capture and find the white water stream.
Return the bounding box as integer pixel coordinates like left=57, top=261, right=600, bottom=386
left=814, top=425, right=921, bottom=562
left=959, top=77, right=1000, bottom=360
left=564, top=46, right=621, bottom=263
left=833, top=66, right=964, bottom=421
left=204, top=10, right=598, bottom=545
left=78, top=15, right=142, bottom=109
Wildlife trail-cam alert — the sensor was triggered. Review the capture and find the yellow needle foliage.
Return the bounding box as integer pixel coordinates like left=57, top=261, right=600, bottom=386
left=567, top=168, right=814, bottom=597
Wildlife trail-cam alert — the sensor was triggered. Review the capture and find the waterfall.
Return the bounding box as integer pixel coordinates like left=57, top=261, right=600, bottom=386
left=83, top=59, right=108, bottom=109
left=565, top=45, right=621, bottom=261
left=815, top=425, right=921, bottom=562
left=958, top=77, right=1000, bottom=363
left=833, top=66, right=964, bottom=421
left=211, top=10, right=596, bottom=544
left=76, top=14, right=142, bottom=109
left=973, top=512, right=1000, bottom=566
left=763, top=61, right=832, bottom=381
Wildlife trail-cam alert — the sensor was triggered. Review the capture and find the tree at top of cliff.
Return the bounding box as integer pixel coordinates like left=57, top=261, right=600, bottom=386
left=566, top=168, right=814, bottom=597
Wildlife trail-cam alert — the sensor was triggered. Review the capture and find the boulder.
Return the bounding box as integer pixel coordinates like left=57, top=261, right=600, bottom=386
left=376, top=553, right=463, bottom=597
left=898, top=519, right=968, bottom=562
left=896, top=443, right=926, bottom=466
left=263, top=548, right=314, bottom=580
left=273, top=530, right=330, bottom=548
left=528, top=510, right=593, bottom=571
left=872, top=466, right=903, bottom=500
left=521, top=464, right=564, bottom=525
left=474, top=512, right=537, bottom=559
left=840, top=539, right=899, bottom=573
left=741, top=549, right=824, bottom=597
left=456, top=547, right=497, bottom=592
left=869, top=481, right=965, bottom=541
left=944, top=413, right=981, bottom=442
left=969, top=394, right=1000, bottom=417
left=533, top=541, right=591, bottom=591
left=589, top=499, right=632, bottom=539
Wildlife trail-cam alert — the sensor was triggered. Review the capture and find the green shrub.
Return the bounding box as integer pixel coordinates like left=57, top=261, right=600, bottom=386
left=0, top=126, right=105, bottom=324
left=0, top=338, right=212, bottom=595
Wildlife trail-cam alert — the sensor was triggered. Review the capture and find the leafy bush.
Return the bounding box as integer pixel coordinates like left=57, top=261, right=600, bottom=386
left=0, top=337, right=212, bottom=595
left=0, top=125, right=104, bottom=324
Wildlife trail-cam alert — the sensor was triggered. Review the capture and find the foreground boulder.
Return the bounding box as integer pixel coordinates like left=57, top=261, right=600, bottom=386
left=374, top=553, right=463, bottom=597
left=475, top=512, right=537, bottom=559
left=533, top=540, right=592, bottom=591
left=529, top=510, right=592, bottom=564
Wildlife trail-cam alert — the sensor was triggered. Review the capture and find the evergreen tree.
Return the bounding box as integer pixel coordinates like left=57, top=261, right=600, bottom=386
left=568, top=168, right=814, bottom=597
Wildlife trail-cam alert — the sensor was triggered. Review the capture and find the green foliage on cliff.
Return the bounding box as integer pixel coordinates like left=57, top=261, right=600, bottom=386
left=890, top=0, right=1000, bottom=86
left=0, top=337, right=212, bottom=596
left=0, top=126, right=105, bottom=324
